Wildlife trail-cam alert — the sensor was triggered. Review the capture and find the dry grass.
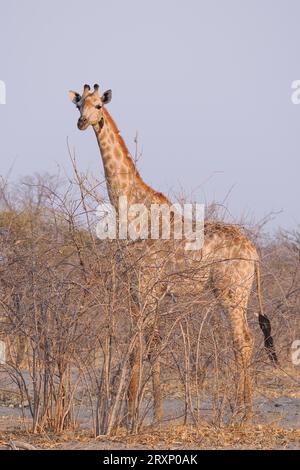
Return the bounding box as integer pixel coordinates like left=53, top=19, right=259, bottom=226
left=113, top=424, right=300, bottom=449
left=0, top=423, right=299, bottom=450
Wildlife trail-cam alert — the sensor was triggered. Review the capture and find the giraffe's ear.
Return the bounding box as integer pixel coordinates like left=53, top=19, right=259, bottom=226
left=68, top=90, right=81, bottom=104
left=102, top=89, right=112, bottom=105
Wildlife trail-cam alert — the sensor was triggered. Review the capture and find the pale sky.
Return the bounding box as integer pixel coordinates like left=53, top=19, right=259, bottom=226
left=0, top=0, right=299, bottom=230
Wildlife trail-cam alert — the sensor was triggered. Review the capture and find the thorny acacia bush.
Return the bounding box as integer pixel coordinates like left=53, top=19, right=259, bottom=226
left=0, top=173, right=299, bottom=435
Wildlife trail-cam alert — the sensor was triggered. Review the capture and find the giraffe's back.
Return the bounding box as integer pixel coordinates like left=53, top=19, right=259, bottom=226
left=124, top=221, right=259, bottom=302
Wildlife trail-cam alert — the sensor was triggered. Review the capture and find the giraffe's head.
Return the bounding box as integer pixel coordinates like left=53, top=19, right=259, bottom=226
left=68, top=84, right=112, bottom=131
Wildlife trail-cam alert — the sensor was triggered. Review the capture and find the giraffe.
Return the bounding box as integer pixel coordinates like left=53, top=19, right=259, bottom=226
left=68, top=84, right=277, bottom=424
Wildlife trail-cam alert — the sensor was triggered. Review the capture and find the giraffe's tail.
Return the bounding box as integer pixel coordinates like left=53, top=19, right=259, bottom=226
left=255, top=260, right=278, bottom=365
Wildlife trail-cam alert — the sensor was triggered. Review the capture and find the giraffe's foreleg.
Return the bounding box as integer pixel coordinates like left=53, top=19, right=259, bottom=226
left=151, top=352, right=163, bottom=423
left=16, top=334, right=27, bottom=368
left=128, top=343, right=140, bottom=430
left=145, top=319, right=163, bottom=424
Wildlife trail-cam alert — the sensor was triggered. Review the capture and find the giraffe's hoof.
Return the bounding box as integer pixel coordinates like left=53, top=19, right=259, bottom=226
left=232, top=403, right=253, bottom=425
left=150, top=411, right=163, bottom=429
left=242, top=407, right=253, bottom=424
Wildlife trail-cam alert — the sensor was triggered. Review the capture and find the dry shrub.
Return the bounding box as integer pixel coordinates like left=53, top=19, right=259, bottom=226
left=0, top=172, right=298, bottom=437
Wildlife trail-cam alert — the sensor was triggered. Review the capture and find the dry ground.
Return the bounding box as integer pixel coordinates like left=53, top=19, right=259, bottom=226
left=0, top=367, right=299, bottom=450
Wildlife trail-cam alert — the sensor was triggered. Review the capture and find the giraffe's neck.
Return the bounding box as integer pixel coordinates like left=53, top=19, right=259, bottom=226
left=93, top=108, right=169, bottom=210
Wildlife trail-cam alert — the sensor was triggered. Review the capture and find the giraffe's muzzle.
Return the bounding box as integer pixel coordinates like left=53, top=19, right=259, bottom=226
left=77, top=116, right=89, bottom=130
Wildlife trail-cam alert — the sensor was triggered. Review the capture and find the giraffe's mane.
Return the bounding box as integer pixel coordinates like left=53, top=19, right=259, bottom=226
left=103, top=108, right=170, bottom=205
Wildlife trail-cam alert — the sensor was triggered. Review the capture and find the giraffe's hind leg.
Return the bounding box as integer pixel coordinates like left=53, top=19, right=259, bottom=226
left=213, top=269, right=255, bottom=420
left=228, top=296, right=254, bottom=419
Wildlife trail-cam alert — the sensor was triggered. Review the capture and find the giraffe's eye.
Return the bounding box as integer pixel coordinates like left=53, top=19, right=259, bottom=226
left=95, top=104, right=102, bottom=110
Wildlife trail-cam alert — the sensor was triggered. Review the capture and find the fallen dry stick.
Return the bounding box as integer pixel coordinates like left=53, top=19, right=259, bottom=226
left=8, top=440, right=37, bottom=451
